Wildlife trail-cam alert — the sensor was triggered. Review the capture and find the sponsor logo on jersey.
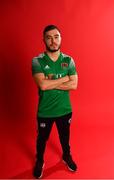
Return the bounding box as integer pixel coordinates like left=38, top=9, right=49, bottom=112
left=48, top=74, right=54, bottom=79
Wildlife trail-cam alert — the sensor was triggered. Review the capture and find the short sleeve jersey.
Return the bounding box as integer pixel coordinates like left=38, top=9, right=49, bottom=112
left=32, top=52, right=77, bottom=118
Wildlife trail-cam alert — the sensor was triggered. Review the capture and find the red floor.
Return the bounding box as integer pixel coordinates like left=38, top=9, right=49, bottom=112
left=1, top=110, right=114, bottom=179
left=12, top=126, right=114, bottom=179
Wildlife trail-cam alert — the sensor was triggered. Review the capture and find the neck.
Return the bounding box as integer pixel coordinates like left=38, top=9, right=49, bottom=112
left=46, top=50, right=60, bottom=62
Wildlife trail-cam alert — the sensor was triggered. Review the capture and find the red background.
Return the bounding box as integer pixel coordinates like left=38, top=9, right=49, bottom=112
left=0, top=0, right=114, bottom=178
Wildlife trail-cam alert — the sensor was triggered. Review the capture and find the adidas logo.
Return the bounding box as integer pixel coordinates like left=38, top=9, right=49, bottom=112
left=44, top=65, right=50, bottom=69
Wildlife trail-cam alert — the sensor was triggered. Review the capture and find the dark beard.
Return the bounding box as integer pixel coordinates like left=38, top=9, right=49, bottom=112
left=46, top=44, right=61, bottom=52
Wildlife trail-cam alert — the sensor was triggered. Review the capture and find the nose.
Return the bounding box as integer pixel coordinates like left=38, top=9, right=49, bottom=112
left=51, top=37, right=55, bottom=43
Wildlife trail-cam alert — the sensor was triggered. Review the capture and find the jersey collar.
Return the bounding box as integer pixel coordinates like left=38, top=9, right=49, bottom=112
left=44, top=51, right=62, bottom=63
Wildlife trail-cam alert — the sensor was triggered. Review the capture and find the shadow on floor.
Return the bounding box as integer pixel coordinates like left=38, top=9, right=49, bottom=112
left=12, top=160, right=68, bottom=179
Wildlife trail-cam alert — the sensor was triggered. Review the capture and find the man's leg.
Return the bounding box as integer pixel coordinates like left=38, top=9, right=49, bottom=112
left=36, top=117, right=54, bottom=162
left=33, top=117, right=54, bottom=178
left=55, top=113, right=77, bottom=171
left=55, top=113, right=72, bottom=156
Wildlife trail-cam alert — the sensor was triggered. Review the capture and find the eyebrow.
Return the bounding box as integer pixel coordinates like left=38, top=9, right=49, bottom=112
left=54, top=34, right=59, bottom=37
left=46, top=34, right=60, bottom=38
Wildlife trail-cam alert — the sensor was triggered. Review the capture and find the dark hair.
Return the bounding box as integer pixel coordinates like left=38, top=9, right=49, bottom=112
left=43, top=25, right=61, bottom=36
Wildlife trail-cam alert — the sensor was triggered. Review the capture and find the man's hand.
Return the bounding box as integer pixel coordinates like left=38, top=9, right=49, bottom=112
left=56, top=74, right=78, bottom=90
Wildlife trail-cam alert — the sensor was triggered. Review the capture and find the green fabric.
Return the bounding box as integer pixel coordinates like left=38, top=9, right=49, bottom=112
left=32, top=52, right=77, bottom=118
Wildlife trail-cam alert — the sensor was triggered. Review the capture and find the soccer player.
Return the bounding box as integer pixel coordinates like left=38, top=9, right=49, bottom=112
left=32, top=25, right=78, bottom=178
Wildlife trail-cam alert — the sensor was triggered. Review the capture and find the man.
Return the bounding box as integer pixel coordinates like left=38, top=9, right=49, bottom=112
left=32, top=25, right=78, bottom=178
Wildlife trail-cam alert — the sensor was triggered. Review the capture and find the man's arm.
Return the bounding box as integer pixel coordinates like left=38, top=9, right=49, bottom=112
left=55, top=74, right=78, bottom=90
left=33, top=73, right=69, bottom=90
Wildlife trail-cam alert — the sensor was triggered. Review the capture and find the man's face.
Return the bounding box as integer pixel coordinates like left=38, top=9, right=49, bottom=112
left=43, top=29, right=61, bottom=52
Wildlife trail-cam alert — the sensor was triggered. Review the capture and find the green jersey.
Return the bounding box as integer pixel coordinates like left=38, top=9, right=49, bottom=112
left=32, top=52, right=77, bottom=118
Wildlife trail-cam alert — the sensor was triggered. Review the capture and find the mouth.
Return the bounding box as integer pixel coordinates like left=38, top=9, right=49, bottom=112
left=50, top=43, right=57, bottom=47
left=46, top=43, right=60, bottom=52
left=50, top=45, right=58, bottom=49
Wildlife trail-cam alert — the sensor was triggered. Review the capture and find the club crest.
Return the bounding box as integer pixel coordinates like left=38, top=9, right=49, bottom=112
left=61, top=63, right=68, bottom=68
